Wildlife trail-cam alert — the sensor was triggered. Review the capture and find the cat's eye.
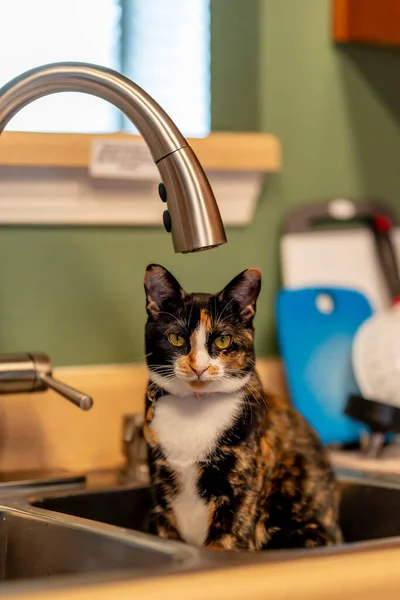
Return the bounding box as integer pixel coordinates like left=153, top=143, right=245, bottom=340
left=214, top=335, right=232, bottom=350
left=168, top=333, right=186, bottom=347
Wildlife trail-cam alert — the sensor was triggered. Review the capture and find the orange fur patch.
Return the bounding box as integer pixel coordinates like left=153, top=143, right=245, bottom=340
left=145, top=404, right=154, bottom=422
left=143, top=421, right=158, bottom=448
left=200, top=308, right=212, bottom=331
left=177, top=309, right=213, bottom=377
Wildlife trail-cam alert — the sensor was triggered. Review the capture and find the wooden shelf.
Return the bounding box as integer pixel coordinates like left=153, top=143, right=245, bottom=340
left=333, top=0, right=400, bottom=45
left=0, top=131, right=281, bottom=172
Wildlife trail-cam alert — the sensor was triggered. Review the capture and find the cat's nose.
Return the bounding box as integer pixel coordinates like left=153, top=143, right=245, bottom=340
left=190, top=366, right=208, bottom=378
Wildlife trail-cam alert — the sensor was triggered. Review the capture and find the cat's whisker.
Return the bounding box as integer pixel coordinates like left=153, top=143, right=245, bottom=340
left=149, top=368, right=176, bottom=376
left=164, top=325, right=180, bottom=336
left=238, top=391, right=253, bottom=425
left=244, top=384, right=268, bottom=412
left=129, top=352, right=153, bottom=363
left=150, top=375, right=176, bottom=381
left=215, top=296, right=236, bottom=327
left=238, top=378, right=265, bottom=410
left=239, top=398, right=253, bottom=423
left=150, top=370, right=176, bottom=378
left=211, top=295, right=217, bottom=326
left=187, top=298, right=196, bottom=328
left=158, top=311, right=186, bottom=329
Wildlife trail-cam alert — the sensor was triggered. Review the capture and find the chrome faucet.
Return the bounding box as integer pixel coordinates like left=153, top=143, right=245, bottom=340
left=0, top=63, right=227, bottom=408
left=0, top=353, right=93, bottom=410
left=0, top=62, right=227, bottom=254
left=121, top=413, right=149, bottom=483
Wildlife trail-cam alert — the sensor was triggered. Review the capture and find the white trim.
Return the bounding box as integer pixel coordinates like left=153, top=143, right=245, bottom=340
left=0, top=166, right=264, bottom=227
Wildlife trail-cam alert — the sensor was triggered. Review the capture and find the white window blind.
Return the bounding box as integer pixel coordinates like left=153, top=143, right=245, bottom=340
left=1, top=0, right=210, bottom=137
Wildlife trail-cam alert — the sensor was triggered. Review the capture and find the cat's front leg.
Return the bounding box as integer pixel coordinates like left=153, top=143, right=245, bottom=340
left=200, top=453, right=257, bottom=551
left=205, top=498, right=255, bottom=551
left=205, top=499, right=236, bottom=550
left=152, top=506, right=182, bottom=541
left=145, top=437, right=183, bottom=542
left=149, top=479, right=183, bottom=542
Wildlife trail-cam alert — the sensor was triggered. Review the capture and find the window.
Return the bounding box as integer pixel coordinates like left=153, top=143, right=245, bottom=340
left=1, top=0, right=210, bottom=136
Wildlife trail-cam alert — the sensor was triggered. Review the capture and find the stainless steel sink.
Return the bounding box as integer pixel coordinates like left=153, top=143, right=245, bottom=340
left=0, top=467, right=399, bottom=591
left=0, top=472, right=201, bottom=590
left=31, top=473, right=400, bottom=545
left=339, top=477, right=400, bottom=542
left=32, top=485, right=156, bottom=535
left=0, top=508, right=178, bottom=581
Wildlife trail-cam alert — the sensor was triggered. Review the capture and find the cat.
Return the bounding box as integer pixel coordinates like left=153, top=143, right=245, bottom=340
left=143, top=263, right=342, bottom=551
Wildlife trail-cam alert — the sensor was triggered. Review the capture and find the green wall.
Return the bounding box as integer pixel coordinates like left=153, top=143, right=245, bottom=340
left=211, top=0, right=260, bottom=131
left=1, top=0, right=400, bottom=366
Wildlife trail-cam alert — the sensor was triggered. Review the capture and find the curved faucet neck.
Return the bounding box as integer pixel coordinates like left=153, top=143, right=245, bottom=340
left=0, top=62, right=187, bottom=162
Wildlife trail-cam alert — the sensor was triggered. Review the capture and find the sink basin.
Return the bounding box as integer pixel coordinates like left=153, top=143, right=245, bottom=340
left=339, top=478, right=400, bottom=542
left=32, top=476, right=400, bottom=545
left=7, top=469, right=399, bottom=590
left=0, top=507, right=180, bottom=582
left=32, top=485, right=155, bottom=534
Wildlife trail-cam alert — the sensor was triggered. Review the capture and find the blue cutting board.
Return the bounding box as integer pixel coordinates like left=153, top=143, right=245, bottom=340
left=276, top=287, right=373, bottom=445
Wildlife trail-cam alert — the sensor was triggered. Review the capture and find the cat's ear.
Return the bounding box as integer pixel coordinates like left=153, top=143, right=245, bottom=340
left=144, top=264, right=185, bottom=316
left=218, top=268, right=261, bottom=321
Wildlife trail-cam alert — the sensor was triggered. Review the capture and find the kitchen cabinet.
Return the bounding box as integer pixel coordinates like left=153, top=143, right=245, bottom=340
left=333, top=0, right=400, bottom=45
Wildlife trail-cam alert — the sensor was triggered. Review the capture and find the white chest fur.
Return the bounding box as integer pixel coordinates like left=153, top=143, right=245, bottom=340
left=150, top=393, right=243, bottom=546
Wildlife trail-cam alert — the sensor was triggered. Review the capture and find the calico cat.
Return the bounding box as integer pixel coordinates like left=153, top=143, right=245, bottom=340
left=143, top=264, right=342, bottom=551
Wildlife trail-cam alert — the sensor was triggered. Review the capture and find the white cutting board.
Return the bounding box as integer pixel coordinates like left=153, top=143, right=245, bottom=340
left=281, top=206, right=400, bottom=313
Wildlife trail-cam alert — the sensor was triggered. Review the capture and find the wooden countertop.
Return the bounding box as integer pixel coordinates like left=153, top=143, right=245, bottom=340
left=5, top=543, right=400, bottom=599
